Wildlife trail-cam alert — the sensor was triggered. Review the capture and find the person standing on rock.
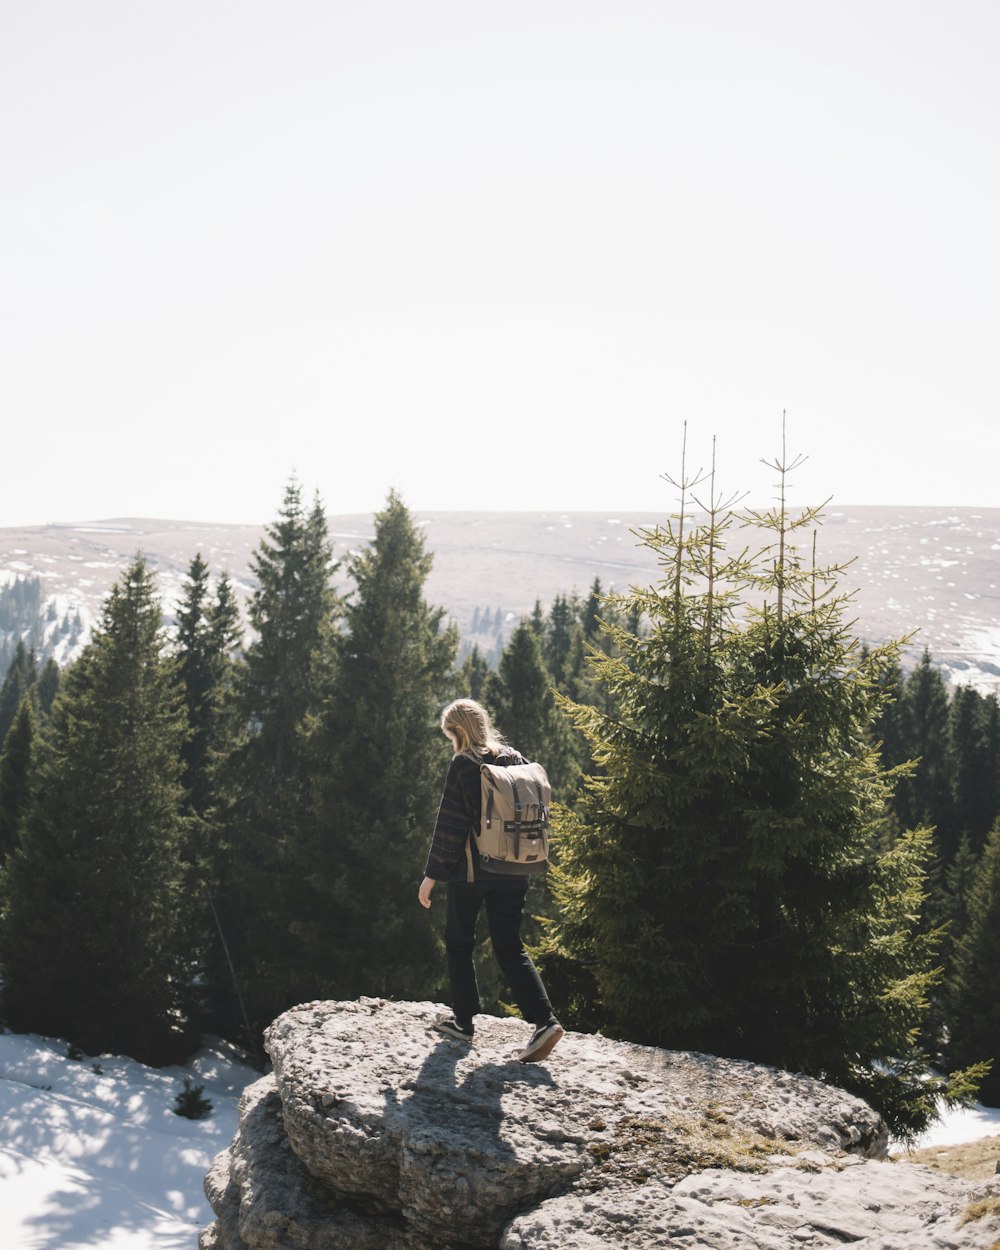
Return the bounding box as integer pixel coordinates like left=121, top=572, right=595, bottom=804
left=418, top=698, right=564, bottom=1063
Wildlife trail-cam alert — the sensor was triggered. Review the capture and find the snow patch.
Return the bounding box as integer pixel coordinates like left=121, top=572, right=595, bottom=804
left=907, top=1098, right=1000, bottom=1149
left=0, top=1029, right=255, bottom=1250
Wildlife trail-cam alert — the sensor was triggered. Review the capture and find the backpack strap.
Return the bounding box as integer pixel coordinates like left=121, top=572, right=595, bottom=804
left=510, top=778, right=522, bottom=858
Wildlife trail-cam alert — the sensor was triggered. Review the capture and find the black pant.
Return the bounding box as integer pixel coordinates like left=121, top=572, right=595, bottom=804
left=444, top=876, right=554, bottom=1030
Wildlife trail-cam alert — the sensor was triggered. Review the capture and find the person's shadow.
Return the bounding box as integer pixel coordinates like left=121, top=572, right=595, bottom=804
left=383, top=1037, right=558, bottom=1243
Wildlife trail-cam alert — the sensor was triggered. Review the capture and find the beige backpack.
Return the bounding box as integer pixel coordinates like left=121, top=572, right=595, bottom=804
left=465, top=760, right=551, bottom=881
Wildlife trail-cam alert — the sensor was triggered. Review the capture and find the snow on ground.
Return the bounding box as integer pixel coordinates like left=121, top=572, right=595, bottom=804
left=1, top=1023, right=998, bottom=1249
left=908, top=1096, right=1000, bottom=1149
left=0, top=1029, right=256, bottom=1250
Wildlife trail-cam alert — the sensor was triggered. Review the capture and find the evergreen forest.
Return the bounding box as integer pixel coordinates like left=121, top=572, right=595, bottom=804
left=0, top=465, right=998, bottom=1139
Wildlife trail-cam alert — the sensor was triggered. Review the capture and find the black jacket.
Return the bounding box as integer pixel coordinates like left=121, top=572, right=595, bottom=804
left=423, top=747, right=527, bottom=882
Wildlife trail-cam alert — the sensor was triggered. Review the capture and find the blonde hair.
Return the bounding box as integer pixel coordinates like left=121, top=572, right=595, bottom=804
left=441, top=698, right=506, bottom=759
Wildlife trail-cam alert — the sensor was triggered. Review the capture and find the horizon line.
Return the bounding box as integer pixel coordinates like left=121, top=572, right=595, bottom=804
left=2, top=501, right=998, bottom=531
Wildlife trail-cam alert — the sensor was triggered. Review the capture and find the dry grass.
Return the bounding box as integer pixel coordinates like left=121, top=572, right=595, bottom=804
left=958, top=1195, right=1000, bottom=1226
left=584, top=1103, right=783, bottom=1187
left=893, top=1134, right=1000, bottom=1182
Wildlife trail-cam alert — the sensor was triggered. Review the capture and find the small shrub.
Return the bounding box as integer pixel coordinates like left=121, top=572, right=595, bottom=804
left=173, top=1076, right=213, bottom=1120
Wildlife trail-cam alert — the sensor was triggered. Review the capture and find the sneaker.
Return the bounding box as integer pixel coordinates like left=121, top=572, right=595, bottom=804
left=434, top=1016, right=474, bottom=1043
left=517, top=1021, right=564, bottom=1063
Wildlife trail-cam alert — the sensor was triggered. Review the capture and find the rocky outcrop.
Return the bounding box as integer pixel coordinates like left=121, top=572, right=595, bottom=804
left=202, top=998, right=1000, bottom=1249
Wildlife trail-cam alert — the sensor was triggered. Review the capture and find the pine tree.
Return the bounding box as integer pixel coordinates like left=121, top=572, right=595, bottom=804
left=583, top=578, right=603, bottom=642
left=205, top=572, right=244, bottom=795
left=914, top=827, right=977, bottom=1059
left=539, top=428, right=978, bottom=1137
left=949, top=685, right=995, bottom=852
left=984, top=695, right=1000, bottom=844
left=211, top=573, right=243, bottom=657
left=0, top=578, right=42, bottom=647
left=560, top=619, right=590, bottom=705
left=175, top=556, right=243, bottom=820
left=241, top=485, right=338, bottom=783
left=311, top=491, right=457, bottom=1000
left=942, top=834, right=979, bottom=974
left=173, top=557, right=246, bottom=1035
left=176, top=554, right=215, bottom=813
left=947, top=820, right=1000, bottom=1105
left=870, top=656, right=908, bottom=771
left=457, top=644, right=490, bottom=702
left=36, top=657, right=60, bottom=716
left=572, top=584, right=635, bottom=725
left=483, top=620, right=580, bottom=795
left=0, top=639, right=36, bottom=747
left=0, top=559, right=192, bottom=1063
left=544, top=594, right=574, bottom=686
left=0, top=697, right=35, bottom=866
left=220, top=482, right=342, bottom=1037
left=895, top=651, right=952, bottom=849
left=557, top=579, right=608, bottom=714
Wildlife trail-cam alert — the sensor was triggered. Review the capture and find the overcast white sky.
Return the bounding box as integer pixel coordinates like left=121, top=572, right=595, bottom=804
left=3, top=1, right=998, bottom=526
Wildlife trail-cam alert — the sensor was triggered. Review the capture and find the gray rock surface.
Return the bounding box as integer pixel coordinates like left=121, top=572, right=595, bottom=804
left=504, top=1158, right=1000, bottom=1248
left=202, top=998, right=1000, bottom=1250
left=200, top=1076, right=413, bottom=1250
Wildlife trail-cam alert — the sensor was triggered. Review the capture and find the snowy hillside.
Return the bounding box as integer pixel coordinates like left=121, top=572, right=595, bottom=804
left=1, top=507, right=999, bottom=690
left=0, top=1029, right=255, bottom=1250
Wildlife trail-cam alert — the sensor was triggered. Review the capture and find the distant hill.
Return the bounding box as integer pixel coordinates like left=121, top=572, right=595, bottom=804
left=1, top=507, right=998, bottom=691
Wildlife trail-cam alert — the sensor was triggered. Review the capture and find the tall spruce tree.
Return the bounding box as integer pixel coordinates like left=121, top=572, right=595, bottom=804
left=211, top=572, right=243, bottom=659
left=948, top=685, right=996, bottom=853
left=895, top=651, right=952, bottom=849
left=37, top=656, right=60, bottom=716
left=983, top=695, right=1000, bottom=838
left=947, top=820, right=1000, bottom=1105
left=915, top=827, right=980, bottom=1059
left=0, top=559, right=192, bottom=1063
left=0, top=639, right=36, bottom=747
left=483, top=620, right=580, bottom=795
left=173, top=557, right=245, bottom=1034
left=204, top=571, right=244, bottom=801
left=539, top=432, right=980, bottom=1137
left=544, top=594, right=575, bottom=687
left=175, top=555, right=243, bottom=820
left=870, top=656, right=908, bottom=772
left=311, top=491, right=456, bottom=1000
left=0, top=697, right=35, bottom=867
left=582, top=578, right=603, bottom=642
left=942, top=834, right=980, bottom=976
left=176, top=553, right=216, bottom=814
left=220, top=482, right=341, bottom=1037
left=457, top=644, right=490, bottom=702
